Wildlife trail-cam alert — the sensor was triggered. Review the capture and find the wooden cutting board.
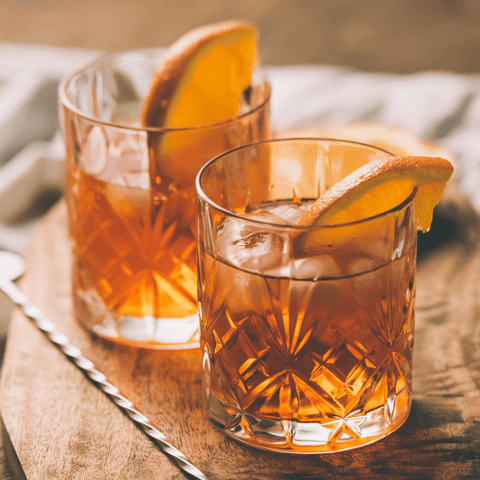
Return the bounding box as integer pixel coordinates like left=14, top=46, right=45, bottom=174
left=1, top=200, right=480, bottom=479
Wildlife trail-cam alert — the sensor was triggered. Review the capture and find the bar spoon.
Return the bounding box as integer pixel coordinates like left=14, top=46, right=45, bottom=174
left=0, top=250, right=209, bottom=480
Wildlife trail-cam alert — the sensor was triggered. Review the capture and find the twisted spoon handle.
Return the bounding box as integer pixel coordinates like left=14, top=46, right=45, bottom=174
left=0, top=277, right=209, bottom=480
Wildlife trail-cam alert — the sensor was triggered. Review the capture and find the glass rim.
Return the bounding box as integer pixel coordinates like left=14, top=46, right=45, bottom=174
left=58, top=48, right=271, bottom=133
left=196, top=137, right=418, bottom=231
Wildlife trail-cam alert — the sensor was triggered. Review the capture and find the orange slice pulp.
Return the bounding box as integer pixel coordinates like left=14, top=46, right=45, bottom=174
left=299, top=155, right=454, bottom=232
left=141, top=20, right=258, bottom=186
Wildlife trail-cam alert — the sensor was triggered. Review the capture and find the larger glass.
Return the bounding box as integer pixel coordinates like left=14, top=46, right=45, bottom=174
left=196, top=138, right=416, bottom=452
left=59, top=49, right=270, bottom=349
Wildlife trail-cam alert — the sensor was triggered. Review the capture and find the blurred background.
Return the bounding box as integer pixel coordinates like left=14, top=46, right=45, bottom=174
left=1, top=0, right=480, bottom=73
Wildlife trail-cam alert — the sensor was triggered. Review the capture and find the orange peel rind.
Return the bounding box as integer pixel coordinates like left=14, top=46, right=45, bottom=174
left=299, top=155, right=454, bottom=232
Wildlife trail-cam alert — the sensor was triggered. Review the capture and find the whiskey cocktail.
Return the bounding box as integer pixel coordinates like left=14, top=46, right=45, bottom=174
left=196, top=138, right=452, bottom=452
left=60, top=22, right=270, bottom=348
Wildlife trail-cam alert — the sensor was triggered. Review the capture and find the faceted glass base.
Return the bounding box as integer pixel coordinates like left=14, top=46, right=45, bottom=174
left=207, top=393, right=411, bottom=454
left=73, top=286, right=200, bottom=350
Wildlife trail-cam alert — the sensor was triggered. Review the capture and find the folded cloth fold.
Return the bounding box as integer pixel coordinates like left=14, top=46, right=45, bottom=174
left=0, top=43, right=100, bottom=252
left=269, top=65, right=480, bottom=210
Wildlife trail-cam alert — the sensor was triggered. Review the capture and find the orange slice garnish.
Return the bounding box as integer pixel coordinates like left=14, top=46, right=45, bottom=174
left=142, top=20, right=257, bottom=127
left=299, top=156, right=454, bottom=232
left=141, top=20, right=258, bottom=186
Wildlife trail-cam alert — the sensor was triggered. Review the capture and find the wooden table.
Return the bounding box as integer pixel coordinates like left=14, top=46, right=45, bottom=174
left=1, top=201, right=480, bottom=479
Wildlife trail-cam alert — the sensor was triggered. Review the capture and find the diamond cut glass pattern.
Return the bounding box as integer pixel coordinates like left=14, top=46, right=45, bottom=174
left=197, top=139, right=419, bottom=452
left=201, top=246, right=416, bottom=451
left=204, top=247, right=415, bottom=418
left=61, top=50, right=271, bottom=348
left=73, top=171, right=198, bottom=320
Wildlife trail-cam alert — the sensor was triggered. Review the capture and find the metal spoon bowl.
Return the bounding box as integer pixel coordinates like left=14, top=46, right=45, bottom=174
left=0, top=251, right=25, bottom=282
left=0, top=250, right=25, bottom=339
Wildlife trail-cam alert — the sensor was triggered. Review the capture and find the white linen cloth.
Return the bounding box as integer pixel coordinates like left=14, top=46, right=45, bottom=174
left=0, top=43, right=99, bottom=254
left=0, top=42, right=479, bottom=334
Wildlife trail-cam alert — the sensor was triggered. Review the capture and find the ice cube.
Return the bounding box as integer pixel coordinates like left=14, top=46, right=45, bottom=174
left=217, top=217, right=286, bottom=274
left=289, top=254, right=345, bottom=280
left=82, top=125, right=108, bottom=175
left=243, top=210, right=288, bottom=225
left=104, top=181, right=151, bottom=222
left=85, top=127, right=149, bottom=187
left=266, top=202, right=310, bottom=225
left=345, top=255, right=377, bottom=277
left=211, top=218, right=285, bottom=322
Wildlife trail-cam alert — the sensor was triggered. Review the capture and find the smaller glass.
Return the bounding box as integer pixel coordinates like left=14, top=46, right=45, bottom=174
left=196, top=138, right=417, bottom=453
left=59, top=49, right=270, bottom=349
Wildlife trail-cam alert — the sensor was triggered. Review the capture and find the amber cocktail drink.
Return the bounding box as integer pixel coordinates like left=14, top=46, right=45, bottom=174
left=196, top=139, right=417, bottom=452
left=60, top=49, right=270, bottom=349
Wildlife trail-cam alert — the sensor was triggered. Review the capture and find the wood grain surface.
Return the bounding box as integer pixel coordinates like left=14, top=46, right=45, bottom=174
left=1, top=201, right=480, bottom=479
